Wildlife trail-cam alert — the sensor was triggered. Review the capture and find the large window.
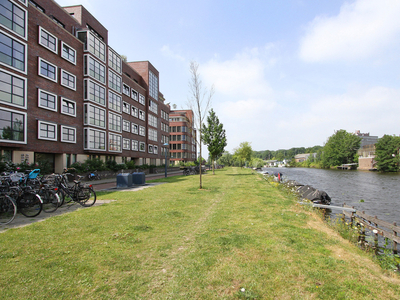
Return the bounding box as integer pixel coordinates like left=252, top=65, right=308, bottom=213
left=61, top=70, right=76, bottom=90
left=84, top=55, right=105, bottom=84
left=122, top=101, right=130, bottom=114
left=149, top=100, right=158, bottom=114
left=39, top=26, right=57, bottom=53
left=132, top=140, right=138, bottom=151
left=0, top=30, right=26, bottom=73
left=139, top=125, right=145, bottom=136
left=131, top=123, right=138, bottom=134
left=38, top=120, right=56, bottom=141
left=123, top=138, right=130, bottom=150
left=61, top=98, right=76, bottom=117
left=149, top=70, right=158, bottom=100
left=139, top=109, right=145, bottom=121
left=139, top=93, right=145, bottom=105
left=38, top=89, right=56, bottom=111
left=84, top=128, right=106, bottom=151
left=61, top=42, right=76, bottom=64
left=131, top=89, right=138, bottom=101
left=139, top=141, right=145, bottom=152
left=78, top=31, right=106, bottom=62
left=109, top=132, right=121, bottom=152
left=123, top=119, right=130, bottom=132
left=108, top=69, right=121, bottom=93
left=108, top=111, right=121, bottom=133
left=84, top=103, right=106, bottom=128
left=0, top=69, right=25, bottom=108
left=148, top=128, right=157, bottom=142
left=148, top=114, right=157, bottom=128
left=108, top=47, right=121, bottom=73
left=38, top=57, right=57, bottom=82
left=122, top=83, right=130, bottom=96
left=0, top=108, right=25, bottom=143
left=108, top=90, right=121, bottom=113
left=0, top=0, right=26, bottom=38
left=84, top=79, right=106, bottom=106
left=131, top=105, right=138, bottom=118
left=61, top=125, right=76, bottom=143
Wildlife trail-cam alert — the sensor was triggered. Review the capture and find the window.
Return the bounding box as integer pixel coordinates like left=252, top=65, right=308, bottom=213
left=0, top=30, right=26, bottom=73
left=38, top=57, right=57, bottom=82
left=149, top=100, right=158, bottom=114
left=149, top=70, right=158, bottom=100
left=39, top=26, right=57, bottom=53
left=108, top=47, right=121, bottom=73
left=139, top=141, right=145, bottom=152
left=84, top=79, right=106, bottom=106
left=84, top=128, right=106, bottom=151
left=0, top=0, right=26, bottom=38
left=131, top=106, right=138, bottom=118
left=123, top=119, right=130, bottom=132
left=61, top=125, right=76, bottom=143
left=108, top=111, right=121, bottom=132
left=131, top=123, right=138, bottom=134
left=108, top=69, right=121, bottom=93
left=84, top=103, right=106, bottom=128
left=29, top=0, right=44, bottom=12
left=84, top=55, right=106, bottom=84
left=61, top=70, right=76, bottom=90
left=108, top=90, right=121, bottom=113
left=122, top=101, right=130, bottom=114
left=109, top=132, right=121, bottom=152
left=123, top=138, right=130, bottom=150
left=154, top=145, right=158, bottom=154
left=139, top=109, right=145, bottom=121
left=61, top=42, right=76, bottom=64
left=51, top=16, right=64, bottom=28
left=148, top=128, right=157, bottom=142
left=38, top=89, right=56, bottom=111
left=148, top=144, right=153, bottom=153
left=0, top=108, right=25, bottom=143
left=61, top=98, right=76, bottom=117
left=132, top=140, right=138, bottom=151
left=139, top=93, right=145, bottom=105
left=122, top=83, right=130, bottom=96
left=78, top=31, right=106, bottom=62
left=0, top=69, right=26, bottom=108
left=38, top=120, right=56, bottom=141
left=139, top=125, right=145, bottom=136
left=131, top=89, right=138, bottom=101
left=148, top=114, right=157, bottom=128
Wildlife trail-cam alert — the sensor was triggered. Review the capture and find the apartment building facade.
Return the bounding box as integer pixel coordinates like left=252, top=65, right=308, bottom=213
left=0, top=0, right=170, bottom=173
left=169, top=109, right=196, bottom=165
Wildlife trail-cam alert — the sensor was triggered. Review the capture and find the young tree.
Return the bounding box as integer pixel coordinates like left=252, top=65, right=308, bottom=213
left=233, top=142, right=253, bottom=167
left=187, top=61, right=214, bottom=189
left=202, top=109, right=227, bottom=175
left=374, top=135, right=400, bottom=172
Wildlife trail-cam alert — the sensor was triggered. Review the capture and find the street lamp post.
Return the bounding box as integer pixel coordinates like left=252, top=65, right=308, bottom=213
left=164, top=143, right=169, bottom=178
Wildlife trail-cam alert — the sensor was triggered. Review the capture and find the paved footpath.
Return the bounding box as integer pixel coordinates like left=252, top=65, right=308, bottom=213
left=0, top=171, right=184, bottom=232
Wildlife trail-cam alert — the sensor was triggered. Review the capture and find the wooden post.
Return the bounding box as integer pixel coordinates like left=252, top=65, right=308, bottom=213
left=374, top=216, right=379, bottom=255
left=394, top=222, right=398, bottom=255
left=351, top=207, right=355, bottom=227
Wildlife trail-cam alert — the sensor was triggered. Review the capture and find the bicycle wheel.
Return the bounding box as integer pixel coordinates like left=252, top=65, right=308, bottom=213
left=77, top=187, right=96, bottom=207
left=19, top=192, right=43, bottom=217
left=0, top=195, right=17, bottom=225
left=40, top=189, right=60, bottom=213
left=59, top=189, right=73, bottom=206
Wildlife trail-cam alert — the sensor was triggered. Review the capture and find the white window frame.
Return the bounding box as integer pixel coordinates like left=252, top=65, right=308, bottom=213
left=123, top=119, right=130, bottom=132
left=108, top=69, right=122, bottom=94
left=0, top=68, right=27, bottom=109
left=61, top=41, right=76, bottom=65
left=84, top=54, right=106, bottom=84
left=108, top=111, right=122, bottom=133
left=123, top=138, right=130, bottom=150
left=84, top=79, right=106, bottom=107
left=38, top=57, right=57, bottom=82
left=37, top=89, right=57, bottom=112
left=122, top=83, right=130, bottom=96
left=61, top=69, right=76, bottom=91
left=84, top=127, right=106, bottom=151
left=87, top=31, right=106, bottom=62
left=131, top=105, right=138, bottom=118
left=154, top=145, right=158, bottom=154
left=131, top=89, right=138, bottom=101
left=122, top=101, right=130, bottom=114
left=0, top=30, right=27, bottom=74
left=139, top=109, right=145, bottom=121
left=139, top=141, right=145, bottom=152
left=84, top=103, right=106, bottom=129
left=139, top=125, right=145, bottom=137
left=132, top=140, right=138, bottom=151
left=149, top=70, right=158, bottom=100
left=139, top=93, right=145, bottom=105
left=108, top=90, right=121, bottom=113
left=38, top=26, right=57, bottom=54
left=148, top=128, right=157, bottom=142
left=61, top=97, right=76, bottom=117
left=0, top=0, right=27, bottom=39
left=148, top=144, right=153, bottom=154
left=108, top=132, right=122, bottom=153
left=108, top=47, right=122, bottom=74
left=148, top=114, right=157, bottom=128
left=38, top=120, right=57, bottom=141
left=0, top=107, right=26, bottom=144
left=131, top=123, right=138, bottom=135
left=61, top=125, right=76, bottom=143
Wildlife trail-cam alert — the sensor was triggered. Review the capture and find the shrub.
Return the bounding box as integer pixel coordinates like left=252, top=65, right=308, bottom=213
left=126, top=160, right=136, bottom=169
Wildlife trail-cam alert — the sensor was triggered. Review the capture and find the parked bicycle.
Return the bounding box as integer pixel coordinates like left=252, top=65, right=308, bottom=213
left=0, top=192, right=16, bottom=225
left=87, top=170, right=101, bottom=181
left=54, top=172, right=96, bottom=207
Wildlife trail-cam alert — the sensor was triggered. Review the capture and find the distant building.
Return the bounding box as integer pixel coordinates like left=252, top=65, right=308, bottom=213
left=169, top=110, right=197, bottom=165
left=294, top=153, right=316, bottom=163
left=355, top=130, right=378, bottom=148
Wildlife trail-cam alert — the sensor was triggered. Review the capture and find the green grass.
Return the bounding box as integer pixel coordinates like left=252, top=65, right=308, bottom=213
left=0, top=167, right=399, bottom=299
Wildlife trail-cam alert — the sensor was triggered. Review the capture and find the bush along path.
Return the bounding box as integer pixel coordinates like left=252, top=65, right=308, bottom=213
left=0, top=167, right=399, bottom=299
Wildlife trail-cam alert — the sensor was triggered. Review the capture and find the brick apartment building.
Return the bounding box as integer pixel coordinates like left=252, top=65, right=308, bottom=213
left=169, top=109, right=197, bottom=165
left=0, top=0, right=170, bottom=173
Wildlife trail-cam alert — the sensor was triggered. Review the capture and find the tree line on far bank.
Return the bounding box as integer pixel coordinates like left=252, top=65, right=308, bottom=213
left=216, top=130, right=400, bottom=172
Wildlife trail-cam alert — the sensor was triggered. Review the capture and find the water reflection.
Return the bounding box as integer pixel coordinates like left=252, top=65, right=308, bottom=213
left=262, top=167, right=400, bottom=224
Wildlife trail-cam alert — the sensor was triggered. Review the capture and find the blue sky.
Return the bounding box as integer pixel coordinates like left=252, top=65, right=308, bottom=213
left=56, top=0, right=400, bottom=153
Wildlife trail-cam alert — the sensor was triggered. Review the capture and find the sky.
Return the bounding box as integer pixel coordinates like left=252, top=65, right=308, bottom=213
left=56, top=0, right=400, bottom=154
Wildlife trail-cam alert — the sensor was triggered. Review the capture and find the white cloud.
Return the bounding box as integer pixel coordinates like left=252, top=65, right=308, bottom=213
left=160, top=45, right=186, bottom=62
left=299, top=0, right=400, bottom=62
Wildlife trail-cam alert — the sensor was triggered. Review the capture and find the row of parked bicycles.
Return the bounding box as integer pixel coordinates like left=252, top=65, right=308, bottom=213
left=0, top=169, right=96, bottom=225
left=182, top=166, right=207, bottom=176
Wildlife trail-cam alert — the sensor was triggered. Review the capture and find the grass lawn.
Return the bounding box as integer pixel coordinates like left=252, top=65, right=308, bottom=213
left=0, top=167, right=399, bottom=299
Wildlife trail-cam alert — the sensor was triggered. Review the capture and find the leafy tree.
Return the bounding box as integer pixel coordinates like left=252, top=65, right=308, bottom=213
left=374, top=135, right=400, bottom=172
left=321, top=129, right=361, bottom=168
left=233, top=142, right=253, bottom=167
left=202, top=109, right=227, bottom=174
left=217, top=151, right=234, bottom=166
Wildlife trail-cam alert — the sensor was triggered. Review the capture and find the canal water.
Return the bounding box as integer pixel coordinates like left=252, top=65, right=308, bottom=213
left=262, top=167, right=400, bottom=225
